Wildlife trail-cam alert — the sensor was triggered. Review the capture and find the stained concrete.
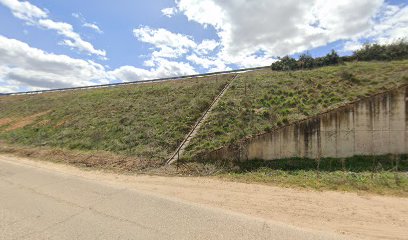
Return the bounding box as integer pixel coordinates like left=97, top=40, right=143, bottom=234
left=207, top=86, right=408, bottom=161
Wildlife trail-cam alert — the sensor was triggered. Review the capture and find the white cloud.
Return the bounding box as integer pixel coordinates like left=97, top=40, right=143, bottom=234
left=366, top=4, right=408, bottom=44
left=177, top=0, right=225, bottom=30
left=186, top=54, right=230, bottom=71
left=72, top=12, right=103, bottom=34
left=161, top=7, right=177, bottom=18
left=0, top=0, right=105, bottom=57
left=195, top=39, right=219, bottom=55
left=340, top=4, right=408, bottom=52
left=134, top=26, right=196, bottom=50
left=0, top=0, right=47, bottom=22
left=0, top=35, right=109, bottom=90
left=132, top=26, right=235, bottom=71
left=175, top=0, right=406, bottom=66
left=38, top=19, right=106, bottom=57
left=109, top=58, right=197, bottom=82
left=133, top=26, right=197, bottom=61
left=0, top=35, right=198, bottom=92
left=342, top=40, right=363, bottom=52
left=82, top=23, right=103, bottom=34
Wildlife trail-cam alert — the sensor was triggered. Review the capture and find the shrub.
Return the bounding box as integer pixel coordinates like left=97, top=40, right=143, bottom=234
left=271, top=40, right=408, bottom=72
left=353, top=40, right=408, bottom=61
left=297, top=53, right=315, bottom=69
left=322, top=50, right=341, bottom=65
left=271, top=56, right=297, bottom=71
left=271, top=50, right=341, bottom=71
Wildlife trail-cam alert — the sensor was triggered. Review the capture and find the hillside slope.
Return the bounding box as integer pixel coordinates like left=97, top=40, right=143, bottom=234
left=0, top=75, right=233, bottom=163
left=1, top=61, right=407, bottom=165
left=183, top=60, right=408, bottom=160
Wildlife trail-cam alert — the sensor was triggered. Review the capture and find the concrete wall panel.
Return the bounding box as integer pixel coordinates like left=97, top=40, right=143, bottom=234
left=207, top=86, right=408, bottom=161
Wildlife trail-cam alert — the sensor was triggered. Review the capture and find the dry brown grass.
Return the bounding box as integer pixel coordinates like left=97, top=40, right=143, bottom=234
left=0, top=143, right=219, bottom=176
left=5, top=111, right=51, bottom=131
left=0, top=118, right=13, bottom=127
left=0, top=143, right=155, bottom=172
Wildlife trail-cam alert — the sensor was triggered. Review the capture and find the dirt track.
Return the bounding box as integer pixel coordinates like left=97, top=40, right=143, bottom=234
left=1, top=154, right=407, bottom=240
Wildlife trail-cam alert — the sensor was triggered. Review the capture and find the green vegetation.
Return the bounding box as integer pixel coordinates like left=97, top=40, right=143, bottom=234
left=218, top=155, right=408, bottom=196
left=271, top=40, right=408, bottom=71
left=184, top=60, right=408, bottom=159
left=271, top=50, right=341, bottom=71
left=235, top=155, right=408, bottom=172
left=0, top=75, right=232, bottom=163
left=1, top=56, right=408, bottom=196
left=220, top=169, right=408, bottom=197
left=353, top=40, right=408, bottom=61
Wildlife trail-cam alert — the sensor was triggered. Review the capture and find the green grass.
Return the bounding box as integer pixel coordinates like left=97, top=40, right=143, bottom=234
left=220, top=169, right=408, bottom=196
left=184, top=60, right=408, bottom=159
left=0, top=75, right=232, bottom=162
left=1, top=60, right=408, bottom=167
left=217, top=155, right=408, bottom=196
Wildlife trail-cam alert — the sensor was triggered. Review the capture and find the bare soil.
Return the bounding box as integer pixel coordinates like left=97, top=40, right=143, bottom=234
left=0, top=117, right=12, bottom=127
left=4, top=111, right=50, bottom=131
left=1, top=154, right=407, bottom=240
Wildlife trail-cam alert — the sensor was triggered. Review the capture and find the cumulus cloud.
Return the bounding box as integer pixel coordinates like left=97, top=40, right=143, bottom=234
left=195, top=39, right=219, bottom=55
left=108, top=58, right=197, bottom=82
left=175, top=0, right=406, bottom=65
left=3, top=0, right=407, bottom=92
left=0, top=35, right=198, bottom=92
left=0, top=0, right=105, bottom=57
left=342, top=40, right=364, bottom=52
left=161, top=7, right=177, bottom=18
left=133, top=26, right=197, bottom=59
left=0, top=0, right=47, bottom=22
left=186, top=54, right=230, bottom=72
left=136, top=0, right=407, bottom=70
left=0, top=35, right=109, bottom=90
left=132, top=26, right=232, bottom=71
left=366, top=4, right=408, bottom=44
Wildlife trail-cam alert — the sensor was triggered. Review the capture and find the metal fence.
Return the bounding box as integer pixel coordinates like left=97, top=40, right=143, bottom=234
left=0, top=66, right=269, bottom=96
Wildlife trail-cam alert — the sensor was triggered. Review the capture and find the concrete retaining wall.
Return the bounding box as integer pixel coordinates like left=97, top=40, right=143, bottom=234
left=207, top=85, right=408, bottom=161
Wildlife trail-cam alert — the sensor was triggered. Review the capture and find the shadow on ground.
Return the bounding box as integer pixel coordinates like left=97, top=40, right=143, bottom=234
left=235, top=154, right=408, bottom=172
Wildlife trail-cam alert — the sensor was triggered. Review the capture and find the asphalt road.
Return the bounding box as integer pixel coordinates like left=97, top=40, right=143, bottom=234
left=0, top=157, right=348, bottom=240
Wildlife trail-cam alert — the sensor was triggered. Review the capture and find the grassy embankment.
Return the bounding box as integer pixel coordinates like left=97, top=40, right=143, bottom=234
left=0, top=75, right=232, bottom=168
left=184, top=60, right=408, bottom=159
left=1, top=60, right=408, bottom=196
left=183, top=60, right=408, bottom=196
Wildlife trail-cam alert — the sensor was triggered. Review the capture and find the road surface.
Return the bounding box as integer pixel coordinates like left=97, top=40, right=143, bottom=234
left=0, top=157, right=347, bottom=240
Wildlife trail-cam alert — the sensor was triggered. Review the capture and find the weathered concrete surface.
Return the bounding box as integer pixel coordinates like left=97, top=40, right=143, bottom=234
left=208, top=86, right=408, bottom=161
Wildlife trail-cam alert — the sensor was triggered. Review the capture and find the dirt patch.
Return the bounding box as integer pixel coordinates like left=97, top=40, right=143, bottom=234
left=36, top=119, right=51, bottom=127
left=54, top=119, right=67, bottom=128
left=0, top=144, right=164, bottom=172
left=0, top=118, right=13, bottom=127
left=1, top=154, right=407, bottom=240
left=5, top=111, right=51, bottom=131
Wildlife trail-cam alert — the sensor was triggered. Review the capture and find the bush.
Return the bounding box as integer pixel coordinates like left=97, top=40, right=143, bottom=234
left=271, top=40, right=408, bottom=72
left=297, top=53, right=315, bottom=69
left=353, top=40, right=408, bottom=61
left=271, top=56, right=297, bottom=71
left=271, top=50, right=341, bottom=71
left=323, top=50, right=341, bottom=65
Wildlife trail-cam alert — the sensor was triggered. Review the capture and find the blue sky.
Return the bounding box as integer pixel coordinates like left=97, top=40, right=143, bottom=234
left=0, top=0, right=407, bottom=92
